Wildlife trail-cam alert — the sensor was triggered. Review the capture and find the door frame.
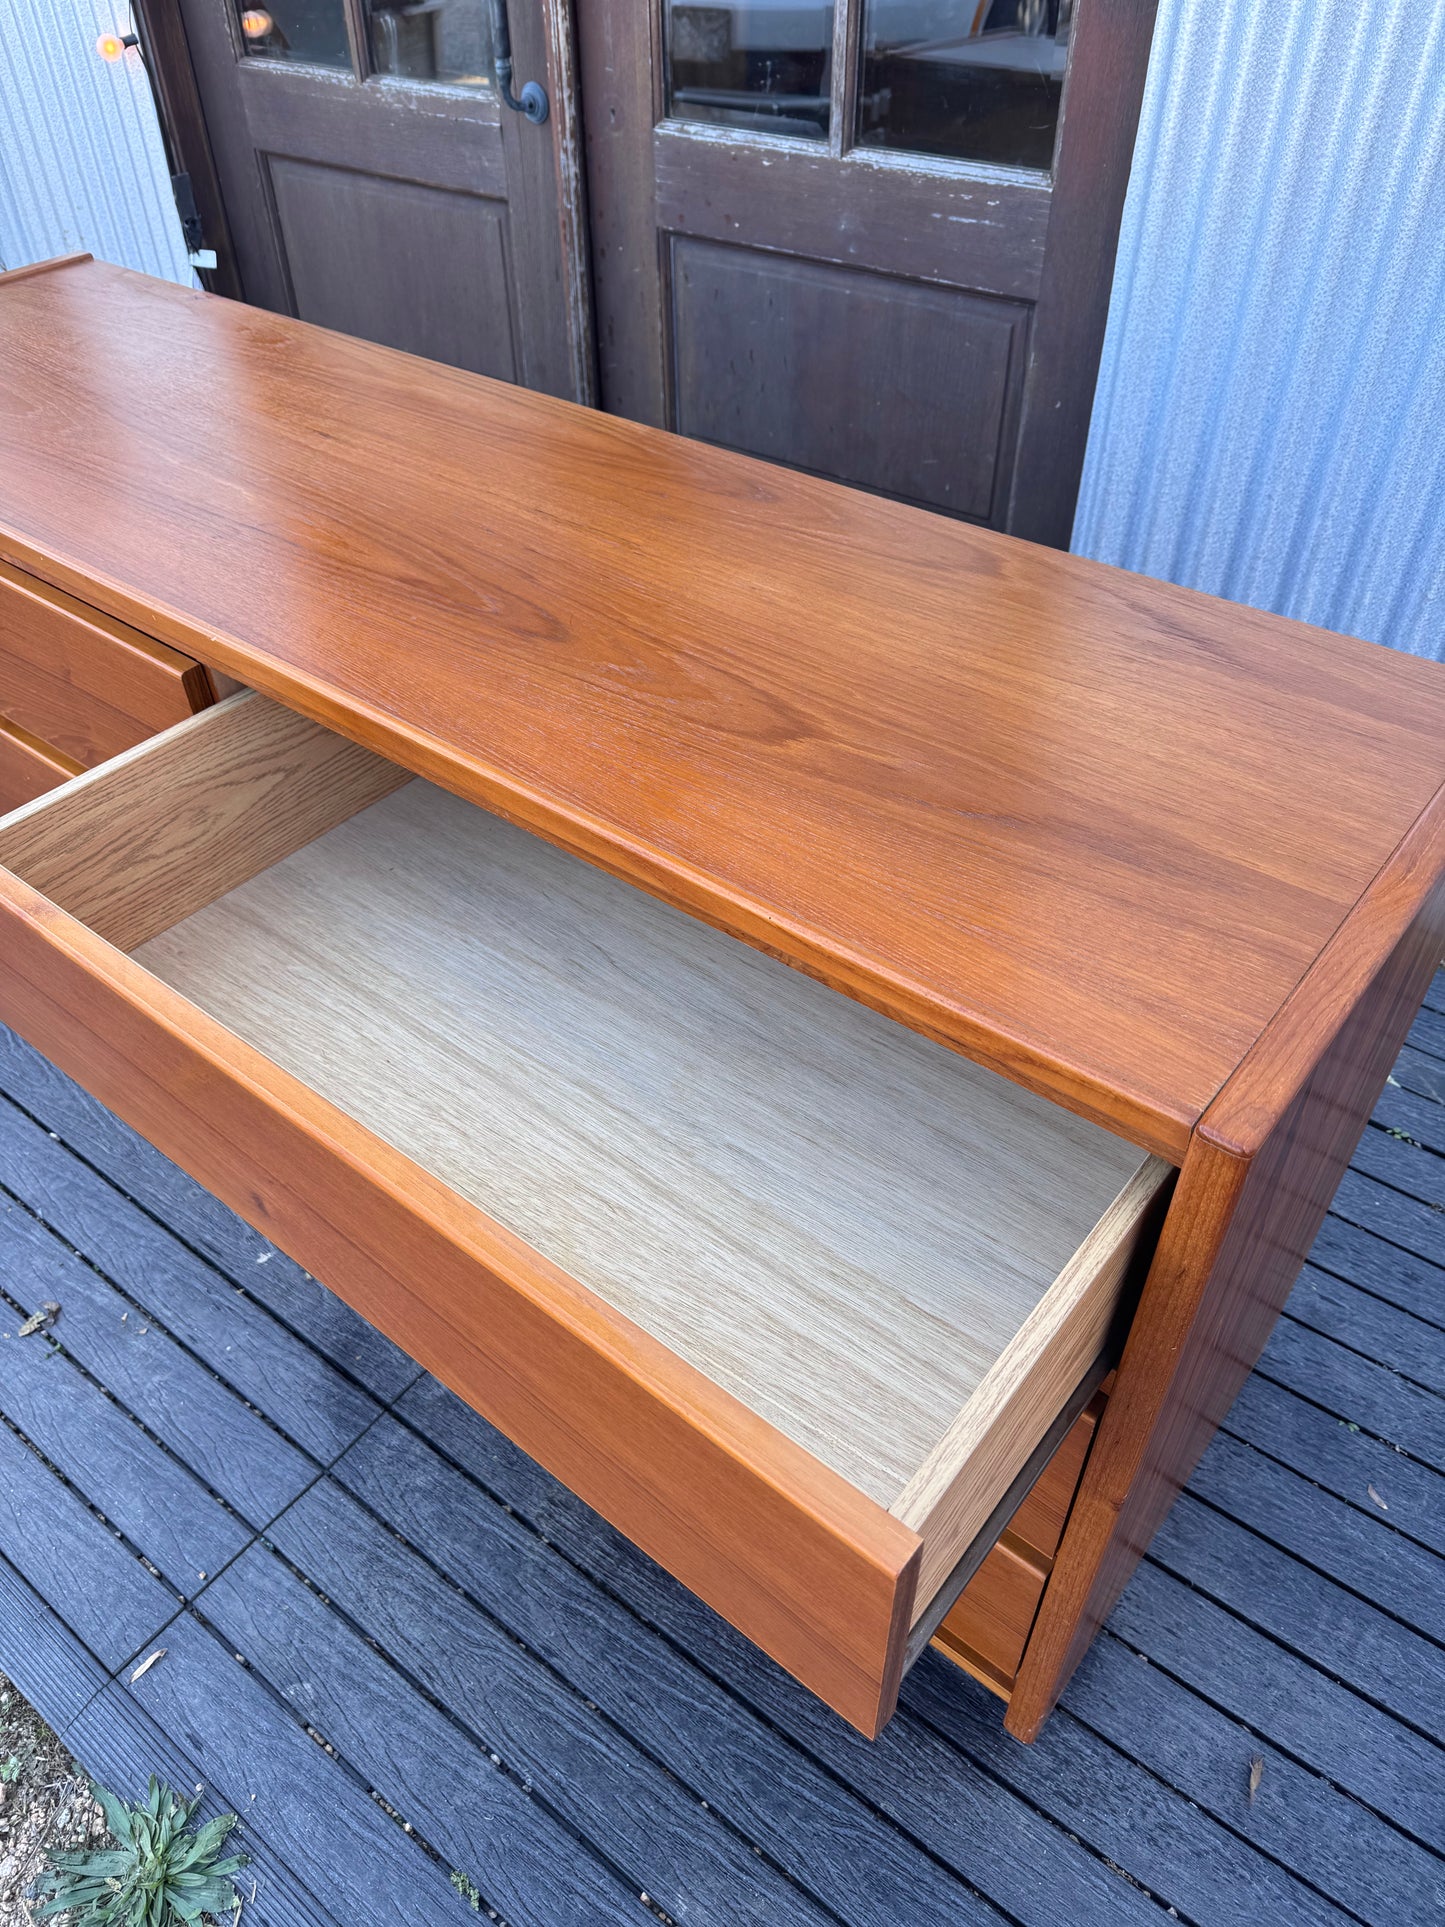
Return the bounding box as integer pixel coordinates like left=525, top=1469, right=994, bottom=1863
left=139, top=0, right=595, bottom=402
left=133, top=0, right=244, bottom=301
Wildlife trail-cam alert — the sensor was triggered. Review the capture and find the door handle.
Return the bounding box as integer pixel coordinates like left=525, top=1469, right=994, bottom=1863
left=488, top=0, right=549, bottom=123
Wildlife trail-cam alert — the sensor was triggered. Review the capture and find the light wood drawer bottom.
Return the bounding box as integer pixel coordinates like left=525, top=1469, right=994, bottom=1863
left=0, top=693, right=1172, bottom=1734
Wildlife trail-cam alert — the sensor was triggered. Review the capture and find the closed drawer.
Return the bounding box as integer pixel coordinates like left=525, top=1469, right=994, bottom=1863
left=932, top=1389, right=1106, bottom=1697
left=0, top=560, right=213, bottom=766
left=0, top=692, right=1172, bottom=1735
left=0, top=714, right=82, bottom=812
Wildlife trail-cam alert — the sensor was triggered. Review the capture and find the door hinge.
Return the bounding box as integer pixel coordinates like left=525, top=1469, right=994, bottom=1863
left=171, top=171, right=205, bottom=254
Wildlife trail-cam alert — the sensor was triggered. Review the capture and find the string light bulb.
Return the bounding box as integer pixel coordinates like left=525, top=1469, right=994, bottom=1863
left=95, top=30, right=136, bottom=60
left=240, top=8, right=274, bottom=35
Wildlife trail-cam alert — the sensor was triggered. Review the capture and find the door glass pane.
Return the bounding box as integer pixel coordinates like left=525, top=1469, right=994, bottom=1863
left=366, top=0, right=494, bottom=85
left=236, top=0, right=351, bottom=68
left=857, top=0, right=1071, bottom=170
left=665, top=2, right=834, bottom=141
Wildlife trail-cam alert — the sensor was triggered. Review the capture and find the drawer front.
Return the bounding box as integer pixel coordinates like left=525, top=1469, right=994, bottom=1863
left=0, top=715, right=82, bottom=813
left=0, top=561, right=213, bottom=766
left=0, top=701, right=923, bottom=1738
left=932, top=1391, right=1105, bottom=1698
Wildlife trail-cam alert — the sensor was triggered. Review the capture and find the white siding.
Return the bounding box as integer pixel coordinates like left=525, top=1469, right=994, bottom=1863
left=1074, top=0, right=1445, bottom=663
left=0, top=0, right=191, bottom=283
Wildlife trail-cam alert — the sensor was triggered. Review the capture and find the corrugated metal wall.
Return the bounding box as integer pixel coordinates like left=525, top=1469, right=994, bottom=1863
left=1073, top=0, right=1445, bottom=663
left=0, top=0, right=191, bottom=283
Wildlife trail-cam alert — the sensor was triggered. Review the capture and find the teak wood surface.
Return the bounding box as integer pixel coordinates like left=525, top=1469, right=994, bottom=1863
left=1008, top=781, right=1445, bottom=1736
left=2, top=261, right=1444, bottom=1159
left=0, top=560, right=214, bottom=767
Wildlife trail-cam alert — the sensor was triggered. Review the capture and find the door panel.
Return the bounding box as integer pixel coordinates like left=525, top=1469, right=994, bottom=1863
left=671, top=239, right=1025, bottom=517
left=581, top=0, right=1158, bottom=542
left=653, top=132, right=1049, bottom=301
left=268, top=160, right=518, bottom=379
left=175, top=0, right=590, bottom=399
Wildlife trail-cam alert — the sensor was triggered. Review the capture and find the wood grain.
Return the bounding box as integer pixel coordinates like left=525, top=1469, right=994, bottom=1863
left=0, top=863, right=922, bottom=1735
left=0, top=559, right=213, bottom=766
left=3, top=264, right=1445, bottom=1155
left=0, top=715, right=82, bottom=812
left=1008, top=779, right=1445, bottom=1738
left=129, top=760, right=1149, bottom=1513
left=894, top=1156, right=1168, bottom=1604
left=0, top=692, right=409, bottom=952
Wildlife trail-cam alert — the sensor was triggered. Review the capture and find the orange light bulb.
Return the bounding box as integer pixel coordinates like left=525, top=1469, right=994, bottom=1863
left=240, top=8, right=274, bottom=35
left=95, top=31, right=126, bottom=60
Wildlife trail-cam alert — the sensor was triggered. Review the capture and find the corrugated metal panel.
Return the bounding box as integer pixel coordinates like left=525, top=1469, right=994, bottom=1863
left=1074, top=0, right=1445, bottom=663
left=0, top=0, right=191, bottom=283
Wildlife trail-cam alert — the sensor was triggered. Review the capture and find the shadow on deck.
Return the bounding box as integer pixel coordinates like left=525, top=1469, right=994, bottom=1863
left=0, top=976, right=1443, bottom=1926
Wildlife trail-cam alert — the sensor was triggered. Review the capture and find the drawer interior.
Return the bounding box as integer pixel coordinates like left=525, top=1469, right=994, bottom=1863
left=0, top=694, right=1171, bottom=1617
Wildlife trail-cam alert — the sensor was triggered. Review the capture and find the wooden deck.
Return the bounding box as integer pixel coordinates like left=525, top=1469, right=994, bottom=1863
left=0, top=977, right=1442, bottom=1926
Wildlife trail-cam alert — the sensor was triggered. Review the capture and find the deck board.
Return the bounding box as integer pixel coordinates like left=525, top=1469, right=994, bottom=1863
left=209, top=1525, right=827, bottom=1927
left=0, top=1096, right=381, bottom=1464
left=0, top=985, right=1442, bottom=1924
left=0, top=1188, right=317, bottom=1523
left=1224, top=1372, right=1445, bottom=1557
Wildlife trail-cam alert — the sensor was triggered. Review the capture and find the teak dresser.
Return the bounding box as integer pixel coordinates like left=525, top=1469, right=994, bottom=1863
left=0, top=256, right=1441, bottom=1741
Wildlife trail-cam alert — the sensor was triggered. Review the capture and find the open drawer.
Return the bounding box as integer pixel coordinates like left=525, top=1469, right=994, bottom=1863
left=0, top=693, right=1172, bottom=1734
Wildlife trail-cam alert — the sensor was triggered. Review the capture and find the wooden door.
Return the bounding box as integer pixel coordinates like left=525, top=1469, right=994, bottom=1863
left=578, top=0, right=1157, bottom=541
left=164, top=0, right=592, bottom=399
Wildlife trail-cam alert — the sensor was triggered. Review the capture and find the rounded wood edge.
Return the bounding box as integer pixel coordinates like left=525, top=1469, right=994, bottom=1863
left=0, top=714, right=84, bottom=779
left=0, top=254, right=93, bottom=288
left=1005, top=782, right=1445, bottom=1741
left=1201, top=774, right=1445, bottom=1159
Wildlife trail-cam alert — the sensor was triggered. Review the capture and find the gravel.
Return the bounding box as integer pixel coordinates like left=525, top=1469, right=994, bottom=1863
left=0, top=1674, right=105, bottom=1924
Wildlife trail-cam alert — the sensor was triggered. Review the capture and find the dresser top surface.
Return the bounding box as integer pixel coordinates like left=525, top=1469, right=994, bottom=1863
left=1, top=258, right=1441, bottom=1156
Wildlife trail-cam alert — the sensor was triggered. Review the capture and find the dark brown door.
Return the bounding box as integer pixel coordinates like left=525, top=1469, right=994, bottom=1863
left=578, top=0, right=1155, bottom=541
left=169, top=0, right=592, bottom=399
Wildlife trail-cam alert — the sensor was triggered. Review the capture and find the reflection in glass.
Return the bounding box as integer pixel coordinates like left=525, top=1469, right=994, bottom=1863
left=366, top=0, right=494, bottom=86
left=236, top=0, right=351, bottom=68
left=857, top=0, right=1070, bottom=170
left=666, top=2, right=834, bottom=141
